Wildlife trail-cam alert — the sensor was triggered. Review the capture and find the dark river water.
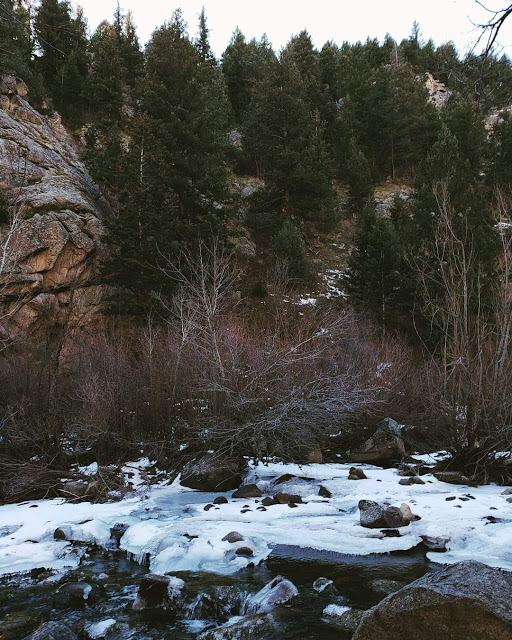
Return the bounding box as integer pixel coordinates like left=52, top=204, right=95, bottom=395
left=0, top=542, right=436, bottom=639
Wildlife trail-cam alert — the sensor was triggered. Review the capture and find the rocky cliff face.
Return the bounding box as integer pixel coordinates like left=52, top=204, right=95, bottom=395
left=0, top=74, right=107, bottom=342
left=424, top=72, right=452, bottom=109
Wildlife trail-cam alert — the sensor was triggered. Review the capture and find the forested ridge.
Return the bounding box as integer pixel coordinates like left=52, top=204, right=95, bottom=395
left=1, top=0, right=512, bottom=497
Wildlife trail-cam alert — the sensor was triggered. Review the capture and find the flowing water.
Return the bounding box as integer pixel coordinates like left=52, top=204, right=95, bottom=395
left=0, top=541, right=435, bottom=639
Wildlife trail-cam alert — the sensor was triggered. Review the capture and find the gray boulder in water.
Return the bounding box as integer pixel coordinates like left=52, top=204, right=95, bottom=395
left=24, top=622, right=77, bottom=640
left=358, top=500, right=416, bottom=528
left=352, top=561, right=512, bottom=640
left=246, top=575, right=298, bottom=613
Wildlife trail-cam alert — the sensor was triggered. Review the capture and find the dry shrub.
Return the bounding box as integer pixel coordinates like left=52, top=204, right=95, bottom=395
left=0, top=243, right=435, bottom=499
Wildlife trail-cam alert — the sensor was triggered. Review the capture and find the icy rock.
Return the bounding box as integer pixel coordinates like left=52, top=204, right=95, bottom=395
left=323, top=605, right=365, bottom=631
left=246, top=575, right=299, bottom=613
left=54, top=526, right=71, bottom=540
left=261, top=497, right=277, bottom=506
left=353, top=561, right=512, bottom=640
left=421, top=535, right=449, bottom=552
left=132, top=573, right=184, bottom=611
left=84, top=619, right=116, bottom=639
left=23, top=622, right=78, bottom=640
left=501, top=488, right=512, bottom=495
left=109, top=523, right=129, bottom=548
left=399, top=476, right=425, bottom=485
left=197, top=612, right=276, bottom=640
left=58, top=480, right=89, bottom=499
left=222, top=531, right=244, bottom=543
left=348, top=417, right=405, bottom=465
left=235, top=547, right=253, bottom=557
left=54, top=582, right=93, bottom=606
left=358, top=500, right=409, bottom=528
left=232, top=484, right=262, bottom=499
left=399, top=502, right=419, bottom=523
left=348, top=467, right=368, bottom=480
left=213, top=496, right=229, bottom=504
left=313, top=577, right=336, bottom=594
left=318, top=485, right=332, bottom=498
left=273, top=473, right=298, bottom=485
left=273, top=492, right=302, bottom=504
left=181, top=454, right=246, bottom=492
left=359, top=500, right=418, bottom=528
left=359, top=500, right=388, bottom=528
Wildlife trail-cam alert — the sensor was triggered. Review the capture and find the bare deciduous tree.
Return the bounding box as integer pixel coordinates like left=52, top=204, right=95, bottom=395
left=475, top=1, right=512, bottom=57
left=416, top=183, right=512, bottom=481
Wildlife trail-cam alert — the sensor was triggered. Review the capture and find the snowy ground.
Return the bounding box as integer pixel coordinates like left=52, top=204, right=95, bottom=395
left=0, top=456, right=511, bottom=579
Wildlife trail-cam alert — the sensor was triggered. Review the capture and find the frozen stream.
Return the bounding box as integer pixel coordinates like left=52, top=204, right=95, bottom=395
left=0, top=457, right=511, bottom=578
left=0, top=456, right=511, bottom=638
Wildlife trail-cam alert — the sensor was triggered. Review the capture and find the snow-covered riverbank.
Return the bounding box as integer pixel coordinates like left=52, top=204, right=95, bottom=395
left=1, top=455, right=511, bottom=579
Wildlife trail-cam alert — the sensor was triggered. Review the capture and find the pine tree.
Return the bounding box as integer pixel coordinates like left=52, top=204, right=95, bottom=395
left=88, top=20, right=124, bottom=124
left=489, top=113, right=512, bottom=194
left=365, top=63, right=440, bottom=179
left=120, top=11, right=144, bottom=86
left=346, top=199, right=403, bottom=326
left=273, top=219, right=309, bottom=281
left=0, top=0, right=41, bottom=96
left=0, top=1, right=28, bottom=71
left=143, top=9, right=230, bottom=219
left=221, top=29, right=277, bottom=123
left=345, top=142, right=373, bottom=216
left=34, top=0, right=88, bottom=119
left=442, top=93, right=486, bottom=174
left=244, top=54, right=335, bottom=223
left=103, top=10, right=232, bottom=312
left=196, top=6, right=215, bottom=65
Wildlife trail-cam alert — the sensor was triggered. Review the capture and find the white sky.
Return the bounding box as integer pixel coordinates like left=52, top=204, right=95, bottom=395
left=73, top=0, right=512, bottom=58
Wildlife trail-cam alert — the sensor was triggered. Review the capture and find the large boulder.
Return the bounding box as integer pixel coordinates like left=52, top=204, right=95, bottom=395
left=232, top=483, right=262, bottom=498
left=434, top=471, right=475, bottom=486
left=352, top=561, right=512, bottom=640
left=132, top=573, right=184, bottom=611
left=348, top=418, right=405, bottom=465
left=181, top=454, right=246, bottom=492
left=23, top=622, right=78, bottom=640
left=358, top=500, right=416, bottom=528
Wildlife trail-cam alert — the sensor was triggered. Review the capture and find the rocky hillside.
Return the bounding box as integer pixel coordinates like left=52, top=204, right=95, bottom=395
left=0, top=74, right=107, bottom=343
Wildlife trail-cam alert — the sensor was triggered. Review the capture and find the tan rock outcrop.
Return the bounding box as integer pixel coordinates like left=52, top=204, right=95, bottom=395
left=425, top=72, right=452, bottom=109
left=0, top=74, right=108, bottom=341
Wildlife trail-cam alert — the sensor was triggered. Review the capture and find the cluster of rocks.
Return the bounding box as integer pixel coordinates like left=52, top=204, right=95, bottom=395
left=359, top=499, right=420, bottom=529
left=58, top=466, right=127, bottom=503
left=19, top=561, right=512, bottom=640
left=130, top=571, right=298, bottom=640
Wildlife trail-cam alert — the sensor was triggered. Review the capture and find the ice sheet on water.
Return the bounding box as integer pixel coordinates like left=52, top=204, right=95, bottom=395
left=0, top=456, right=511, bottom=577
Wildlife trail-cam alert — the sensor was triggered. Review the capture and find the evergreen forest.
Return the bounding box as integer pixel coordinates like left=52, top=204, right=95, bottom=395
left=2, top=0, right=512, bottom=493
